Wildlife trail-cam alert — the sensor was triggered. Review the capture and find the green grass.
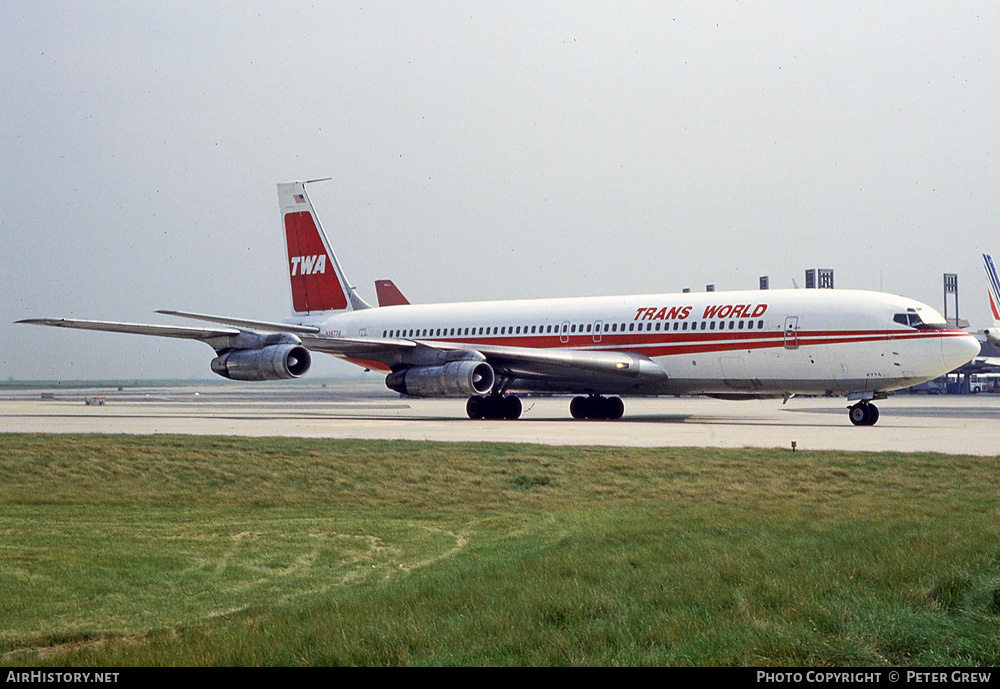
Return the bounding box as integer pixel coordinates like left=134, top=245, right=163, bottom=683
left=1, top=434, right=998, bottom=666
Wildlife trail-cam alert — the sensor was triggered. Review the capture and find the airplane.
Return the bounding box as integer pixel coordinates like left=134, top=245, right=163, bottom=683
left=18, top=180, right=981, bottom=426
left=982, top=254, right=1000, bottom=348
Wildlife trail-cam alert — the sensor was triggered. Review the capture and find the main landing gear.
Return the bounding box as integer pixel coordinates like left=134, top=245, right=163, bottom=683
left=466, top=394, right=522, bottom=420
left=848, top=401, right=879, bottom=426
left=570, top=395, right=625, bottom=420
left=465, top=394, right=626, bottom=420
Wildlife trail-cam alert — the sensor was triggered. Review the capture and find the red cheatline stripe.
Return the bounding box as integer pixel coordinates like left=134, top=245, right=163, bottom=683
left=392, top=328, right=968, bottom=356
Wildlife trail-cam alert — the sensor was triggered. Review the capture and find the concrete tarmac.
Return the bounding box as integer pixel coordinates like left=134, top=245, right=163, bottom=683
left=2, top=381, right=999, bottom=455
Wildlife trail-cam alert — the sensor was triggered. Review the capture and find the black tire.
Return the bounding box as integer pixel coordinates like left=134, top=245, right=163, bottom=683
left=607, top=396, right=624, bottom=420
left=849, top=403, right=872, bottom=426
left=503, top=395, right=522, bottom=420
left=466, top=395, right=486, bottom=419
left=587, top=395, right=607, bottom=419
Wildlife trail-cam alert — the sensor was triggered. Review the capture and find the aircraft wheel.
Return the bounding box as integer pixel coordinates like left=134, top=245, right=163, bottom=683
left=606, top=396, right=625, bottom=420
left=503, top=395, right=522, bottom=420
left=848, top=402, right=878, bottom=426
left=467, top=395, right=487, bottom=420
left=483, top=396, right=504, bottom=420
left=570, top=396, right=587, bottom=419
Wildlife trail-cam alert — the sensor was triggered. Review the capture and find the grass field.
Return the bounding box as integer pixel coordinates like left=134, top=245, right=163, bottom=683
left=1, top=434, right=998, bottom=666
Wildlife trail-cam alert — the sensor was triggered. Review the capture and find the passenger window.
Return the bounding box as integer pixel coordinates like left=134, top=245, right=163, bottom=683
left=710, top=322, right=716, bottom=330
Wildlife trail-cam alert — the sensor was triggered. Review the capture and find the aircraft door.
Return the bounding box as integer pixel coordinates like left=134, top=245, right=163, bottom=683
left=783, top=316, right=799, bottom=350
left=593, top=320, right=603, bottom=343
left=560, top=321, right=570, bottom=344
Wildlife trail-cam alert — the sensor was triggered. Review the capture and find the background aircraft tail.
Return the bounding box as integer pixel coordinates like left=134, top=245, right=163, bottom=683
left=985, top=255, right=1000, bottom=324
left=375, top=279, right=411, bottom=306
left=278, top=181, right=371, bottom=314
left=983, top=254, right=1000, bottom=347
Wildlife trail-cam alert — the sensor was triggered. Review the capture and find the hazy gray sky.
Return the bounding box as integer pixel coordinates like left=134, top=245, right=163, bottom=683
left=3, top=1, right=999, bottom=379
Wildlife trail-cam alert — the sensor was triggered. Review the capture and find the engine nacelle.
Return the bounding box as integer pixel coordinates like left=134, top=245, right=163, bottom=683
left=385, top=361, right=495, bottom=397
left=211, top=344, right=312, bottom=381
left=984, top=327, right=1000, bottom=348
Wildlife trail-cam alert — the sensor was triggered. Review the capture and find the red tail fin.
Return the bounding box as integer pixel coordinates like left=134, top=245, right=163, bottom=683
left=375, top=279, right=411, bottom=306
left=278, top=181, right=369, bottom=314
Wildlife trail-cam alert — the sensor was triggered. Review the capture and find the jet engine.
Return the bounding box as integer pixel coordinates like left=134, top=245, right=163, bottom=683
left=211, top=344, right=312, bottom=381
left=385, top=360, right=495, bottom=397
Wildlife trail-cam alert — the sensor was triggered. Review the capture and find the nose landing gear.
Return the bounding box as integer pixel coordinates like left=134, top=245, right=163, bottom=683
left=848, top=401, right=879, bottom=426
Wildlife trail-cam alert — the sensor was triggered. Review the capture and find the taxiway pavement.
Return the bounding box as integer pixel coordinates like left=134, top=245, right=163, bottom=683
left=2, top=381, right=998, bottom=455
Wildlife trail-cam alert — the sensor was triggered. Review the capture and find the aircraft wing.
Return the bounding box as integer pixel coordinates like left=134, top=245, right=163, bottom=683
left=20, top=313, right=667, bottom=389
left=151, top=310, right=663, bottom=382
left=155, top=310, right=321, bottom=334
left=160, top=310, right=669, bottom=384
left=298, top=333, right=668, bottom=386
left=974, top=356, right=1000, bottom=371
left=17, top=318, right=240, bottom=342
left=436, top=341, right=667, bottom=382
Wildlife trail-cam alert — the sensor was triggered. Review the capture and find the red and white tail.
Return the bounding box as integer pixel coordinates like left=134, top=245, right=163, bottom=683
left=278, top=181, right=370, bottom=314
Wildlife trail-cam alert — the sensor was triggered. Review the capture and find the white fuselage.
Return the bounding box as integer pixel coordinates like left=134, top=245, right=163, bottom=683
left=289, top=288, right=979, bottom=397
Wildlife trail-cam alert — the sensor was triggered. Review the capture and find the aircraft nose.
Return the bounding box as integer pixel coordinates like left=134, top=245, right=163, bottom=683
left=943, top=332, right=981, bottom=369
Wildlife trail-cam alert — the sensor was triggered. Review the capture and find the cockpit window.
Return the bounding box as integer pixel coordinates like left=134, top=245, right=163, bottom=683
left=894, top=308, right=949, bottom=329
left=915, top=307, right=947, bottom=325
left=893, top=312, right=925, bottom=327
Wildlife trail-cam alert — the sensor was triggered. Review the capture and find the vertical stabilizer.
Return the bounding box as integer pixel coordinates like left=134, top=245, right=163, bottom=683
left=983, top=254, right=1000, bottom=347
left=985, top=254, right=1000, bottom=324
left=278, top=181, right=371, bottom=314
left=375, top=279, right=411, bottom=306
